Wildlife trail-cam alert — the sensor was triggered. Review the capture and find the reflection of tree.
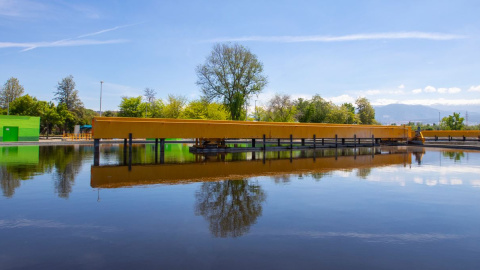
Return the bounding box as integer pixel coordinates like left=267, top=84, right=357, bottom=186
left=442, top=151, right=464, bottom=162
left=272, top=174, right=291, bottom=183
left=0, top=167, right=21, bottom=198
left=195, top=179, right=266, bottom=238
left=0, top=146, right=88, bottom=199
left=52, top=146, right=85, bottom=198
left=310, top=172, right=332, bottom=181
left=356, top=168, right=372, bottom=179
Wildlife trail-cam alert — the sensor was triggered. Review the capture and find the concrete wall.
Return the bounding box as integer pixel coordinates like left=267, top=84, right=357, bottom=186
left=0, top=115, right=40, bottom=142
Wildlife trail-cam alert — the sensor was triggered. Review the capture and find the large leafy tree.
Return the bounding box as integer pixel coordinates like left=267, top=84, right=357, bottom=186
left=0, top=77, right=25, bottom=112
left=441, top=112, right=465, bottom=130
left=356, top=97, right=376, bottom=125
left=196, top=43, right=268, bottom=120
left=118, top=96, right=144, bottom=117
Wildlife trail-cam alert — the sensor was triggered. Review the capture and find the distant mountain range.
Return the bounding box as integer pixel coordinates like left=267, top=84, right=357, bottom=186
left=374, top=104, right=480, bottom=125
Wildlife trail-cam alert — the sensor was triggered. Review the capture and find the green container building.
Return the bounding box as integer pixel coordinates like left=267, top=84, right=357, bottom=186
left=0, top=115, right=40, bottom=142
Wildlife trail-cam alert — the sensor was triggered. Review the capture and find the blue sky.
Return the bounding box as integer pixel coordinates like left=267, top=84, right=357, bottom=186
left=1, top=0, right=480, bottom=112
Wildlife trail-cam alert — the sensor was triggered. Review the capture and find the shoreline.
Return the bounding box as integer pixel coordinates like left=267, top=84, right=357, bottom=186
left=1, top=140, right=480, bottom=151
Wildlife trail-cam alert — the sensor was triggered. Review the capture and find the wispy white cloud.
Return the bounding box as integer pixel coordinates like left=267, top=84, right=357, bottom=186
left=0, top=24, right=139, bottom=51
left=77, top=23, right=143, bottom=38
left=468, top=85, right=480, bottom=92
left=398, top=84, right=405, bottom=89
left=206, top=32, right=466, bottom=43
left=0, top=39, right=127, bottom=51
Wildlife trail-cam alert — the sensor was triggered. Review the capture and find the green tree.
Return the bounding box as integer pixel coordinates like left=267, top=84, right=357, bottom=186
left=40, top=102, right=61, bottom=138
left=441, top=112, right=465, bottom=130
left=356, top=97, right=376, bottom=125
left=103, top=110, right=117, bottom=117
left=149, top=99, right=165, bottom=118
left=57, top=103, right=76, bottom=133
left=182, top=99, right=229, bottom=120
left=196, top=43, right=268, bottom=120
left=9, top=94, right=42, bottom=116
left=54, top=75, right=83, bottom=111
left=342, top=103, right=357, bottom=124
left=294, top=98, right=313, bottom=122
left=164, top=95, right=186, bottom=119
left=118, top=96, right=144, bottom=117
left=0, top=77, right=25, bottom=113
left=264, top=94, right=297, bottom=122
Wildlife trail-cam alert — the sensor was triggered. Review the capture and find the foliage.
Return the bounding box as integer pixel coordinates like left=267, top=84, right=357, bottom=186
left=103, top=110, right=117, bottom=117
left=182, top=99, right=229, bottom=120
left=54, top=75, right=83, bottom=111
left=0, top=77, right=25, bottom=110
left=355, top=97, right=376, bottom=125
left=118, top=96, right=144, bottom=117
left=164, top=95, right=186, bottom=119
left=263, top=94, right=296, bottom=122
left=440, top=112, right=465, bottom=130
left=9, top=95, right=43, bottom=116
left=196, top=43, right=268, bottom=120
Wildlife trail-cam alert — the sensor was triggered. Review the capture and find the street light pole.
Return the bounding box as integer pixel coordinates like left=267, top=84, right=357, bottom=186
left=100, top=81, right=104, bottom=117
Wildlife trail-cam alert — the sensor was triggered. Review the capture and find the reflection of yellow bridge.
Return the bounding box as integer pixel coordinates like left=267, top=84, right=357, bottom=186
left=92, top=117, right=413, bottom=141
left=91, top=152, right=412, bottom=188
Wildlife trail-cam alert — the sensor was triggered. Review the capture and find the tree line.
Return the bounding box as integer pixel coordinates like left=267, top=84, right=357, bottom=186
left=0, top=76, right=95, bottom=135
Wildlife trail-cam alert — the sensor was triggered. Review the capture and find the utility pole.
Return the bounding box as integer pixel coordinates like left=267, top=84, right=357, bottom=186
left=100, top=81, right=104, bottom=116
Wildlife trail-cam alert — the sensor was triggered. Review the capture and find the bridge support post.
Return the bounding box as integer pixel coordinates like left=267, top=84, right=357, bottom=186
left=290, top=134, right=293, bottom=149
left=335, top=135, right=338, bottom=148
left=277, top=138, right=281, bottom=147
left=313, top=134, right=316, bottom=149
left=322, top=138, right=324, bottom=146
left=94, top=139, right=100, bottom=166
left=160, top=138, right=165, bottom=164
left=301, top=138, right=305, bottom=146
left=463, top=136, right=466, bottom=141
left=160, top=138, right=165, bottom=152
left=263, top=134, right=266, bottom=151
left=435, top=135, right=438, bottom=141
left=372, top=135, right=375, bottom=146
left=252, top=139, right=256, bottom=148
left=354, top=134, right=357, bottom=148
left=341, top=138, right=345, bottom=145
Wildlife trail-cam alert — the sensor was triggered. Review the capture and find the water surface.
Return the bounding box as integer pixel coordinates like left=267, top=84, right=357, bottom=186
left=1, top=144, right=479, bottom=269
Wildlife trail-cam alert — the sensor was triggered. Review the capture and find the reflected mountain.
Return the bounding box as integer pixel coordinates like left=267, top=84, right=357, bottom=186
left=195, top=179, right=266, bottom=238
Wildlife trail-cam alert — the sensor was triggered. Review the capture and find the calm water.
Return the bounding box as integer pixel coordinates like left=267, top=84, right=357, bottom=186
left=1, top=144, right=480, bottom=269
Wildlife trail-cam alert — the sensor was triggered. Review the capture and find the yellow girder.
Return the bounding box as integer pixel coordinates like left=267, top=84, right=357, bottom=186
left=92, top=117, right=412, bottom=140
